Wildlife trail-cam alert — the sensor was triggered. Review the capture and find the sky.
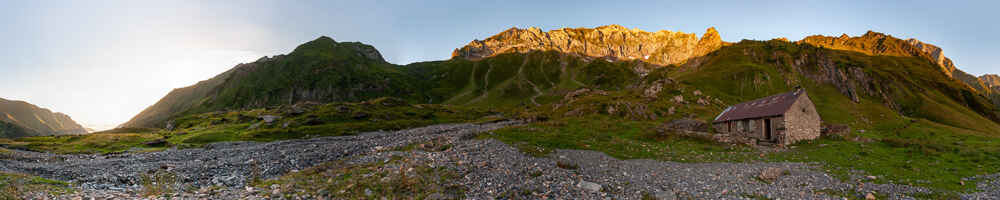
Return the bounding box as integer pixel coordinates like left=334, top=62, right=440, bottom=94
left=1, top=0, right=997, bottom=131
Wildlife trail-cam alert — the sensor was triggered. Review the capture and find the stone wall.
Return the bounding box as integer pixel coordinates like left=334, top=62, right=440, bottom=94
left=781, top=94, right=822, bottom=145
left=712, top=122, right=728, bottom=133
left=715, top=115, right=782, bottom=136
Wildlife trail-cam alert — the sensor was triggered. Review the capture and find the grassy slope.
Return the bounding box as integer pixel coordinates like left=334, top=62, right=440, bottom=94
left=487, top=115, right=758, bottom=162
left=0, top=130, right=164, bottom=154
left=1, top=98, right=496, bottom=154
left=168, top=97, right=493, bottom=144
left=405, top=51, right=641, bottom=108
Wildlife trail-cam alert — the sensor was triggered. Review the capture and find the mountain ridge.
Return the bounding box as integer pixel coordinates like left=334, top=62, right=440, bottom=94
left=120, top=26, right=999, bottom=134
left=0, top=97, right=88, bottom=137
left=798, top=31, right=994, bottom=97
left=452, top=25, right=723, bottom=67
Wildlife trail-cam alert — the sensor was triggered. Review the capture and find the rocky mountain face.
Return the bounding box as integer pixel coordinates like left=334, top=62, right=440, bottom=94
left=452, top=25, right=723, bottom=67
left=0, top=98, right=87, bottom=137
left=982, top=74, right=1000, bottom=106
left=982, top=74, right=1000, bottom=87
left=120, top=36, right=423, bottom=128
left=799, top=32, right=992, bottom=97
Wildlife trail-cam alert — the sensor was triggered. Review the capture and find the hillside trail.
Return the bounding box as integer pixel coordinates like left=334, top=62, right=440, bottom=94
left=1, top=121, right=996, bottom=199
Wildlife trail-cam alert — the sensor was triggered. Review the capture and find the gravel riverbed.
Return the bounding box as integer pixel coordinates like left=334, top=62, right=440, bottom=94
left=1, top=121, right=996, bottom=199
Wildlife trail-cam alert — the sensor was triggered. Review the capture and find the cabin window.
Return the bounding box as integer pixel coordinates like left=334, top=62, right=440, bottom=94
left=749, top=120, right=755, bottom=131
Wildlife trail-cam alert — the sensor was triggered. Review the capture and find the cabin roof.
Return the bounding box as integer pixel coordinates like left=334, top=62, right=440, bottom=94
left=713, top=89, right=806, bottom=123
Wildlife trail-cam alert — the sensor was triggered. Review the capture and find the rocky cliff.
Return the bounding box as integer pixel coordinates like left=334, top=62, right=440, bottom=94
left=982, top=74, right=1000, bottom=106
left=799, top=31, right=991, bottom=96
left=981, top=74, right=1000, bottom=88
left=452, top=25, right=723, bottom=67
left=0, top=98, right=88, bottom=137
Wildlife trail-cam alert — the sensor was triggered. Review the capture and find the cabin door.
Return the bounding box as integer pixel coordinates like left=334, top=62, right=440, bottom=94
left=764, top=119, right=773, bottom=141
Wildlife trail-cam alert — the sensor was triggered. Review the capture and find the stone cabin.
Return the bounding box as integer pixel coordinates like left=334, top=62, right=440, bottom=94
left=712, top=89, right=821, bottom=145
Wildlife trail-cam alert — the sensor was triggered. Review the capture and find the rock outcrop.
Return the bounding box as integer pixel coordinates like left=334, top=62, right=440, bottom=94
left=982, top=74, right=1000, bottom=88
left=905, top=39, right=956, bottom=77
left=905, top=40, right=993, bottom=96
left=982, top=74, right=1000, bottom=106
left=453, top=25, right=724, bottom=66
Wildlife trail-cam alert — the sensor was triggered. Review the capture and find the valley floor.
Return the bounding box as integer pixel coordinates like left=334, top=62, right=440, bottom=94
left=1, top=122, right=998, bottom=199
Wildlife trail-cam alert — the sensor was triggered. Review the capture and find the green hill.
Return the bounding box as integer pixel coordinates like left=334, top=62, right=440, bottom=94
left=120, top=36, right=425, bottom=128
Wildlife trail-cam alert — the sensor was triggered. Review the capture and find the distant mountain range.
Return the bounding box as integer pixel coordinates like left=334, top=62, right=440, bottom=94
left=120, top=25, right=1000, bottom=136
left=0, top=98, right=87, bottom=138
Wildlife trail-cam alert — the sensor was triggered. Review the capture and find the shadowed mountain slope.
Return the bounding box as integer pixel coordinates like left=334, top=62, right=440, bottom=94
left=0, top=98, right=87, bottom=137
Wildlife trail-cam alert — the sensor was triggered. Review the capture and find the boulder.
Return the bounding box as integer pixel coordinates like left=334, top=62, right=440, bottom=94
left=672, top=95, right=685, bottom=104
left=576, top=180, right=602, bottom=192
left=758, top=167, right=787, bottom=183
left=143, top=139, right=167, bottom=147
left=821, top=123, right=851, bottom=138
left=164, top=120, right=175, bottom=131
left=644, top=79, right=672, bottom=98
left=696, top=98, right=710, bottom=105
